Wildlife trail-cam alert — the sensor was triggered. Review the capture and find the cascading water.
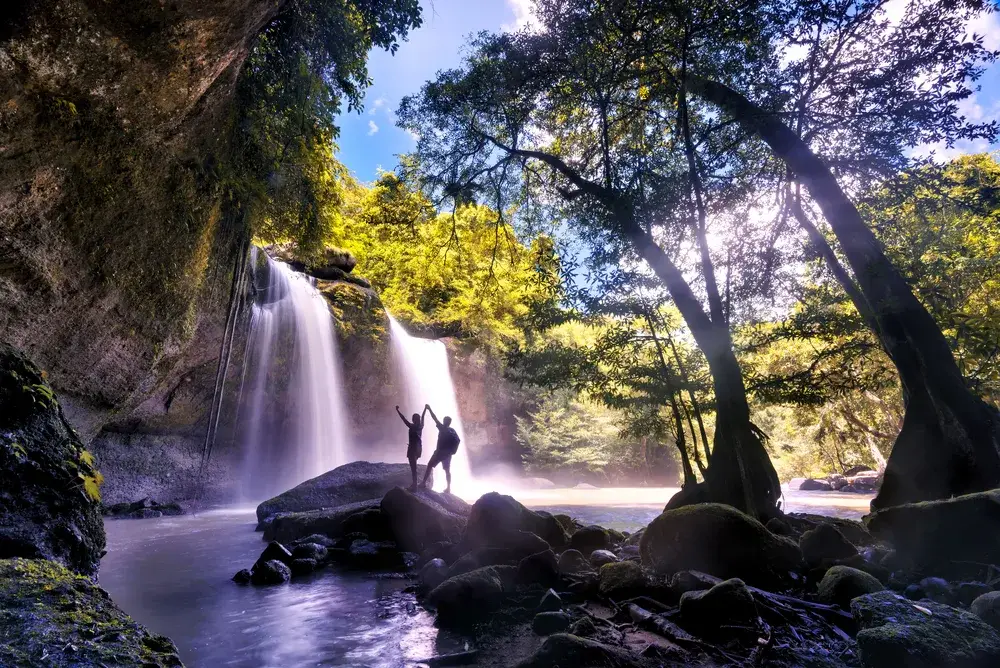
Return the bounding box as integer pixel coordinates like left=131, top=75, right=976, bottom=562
left=387, top=314, right=474, bottom=496
left=239, top=250, right=350, bottom=499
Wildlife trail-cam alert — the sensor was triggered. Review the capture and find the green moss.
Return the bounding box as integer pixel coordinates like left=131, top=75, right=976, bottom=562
left=598, top=561, right=646, bottom=599
left=0, top=559, right=184, bottom=667
left=817, top=565, right=883, bottom=609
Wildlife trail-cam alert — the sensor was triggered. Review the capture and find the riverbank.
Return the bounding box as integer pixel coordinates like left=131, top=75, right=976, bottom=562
left=100, top=490, right=874, bottom=666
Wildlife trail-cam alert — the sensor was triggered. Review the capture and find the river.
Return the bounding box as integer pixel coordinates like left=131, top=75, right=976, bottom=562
left=100, top=488, right=872, bottom=668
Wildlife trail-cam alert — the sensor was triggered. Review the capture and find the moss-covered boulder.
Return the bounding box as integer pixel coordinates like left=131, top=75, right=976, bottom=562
left=866, top=490, right=1000, bottom=571
left=817, top=565, right=884, bottom=609
left=639, top=503, right=801, bottom=585
left=852, top=591, right=1000, bottom=668
left=598, top=561, right=647, bottom=600
left=262, top=499, right=381, bottom=543
left=569, top=525, right=611, bottom=555
left=0, top=345, right=105, bottom=575
left=971, top=591, right=1000, bottom=632
left=0, top=558, right=183, bottom=666
left=464, top=492, right=569, bottom=551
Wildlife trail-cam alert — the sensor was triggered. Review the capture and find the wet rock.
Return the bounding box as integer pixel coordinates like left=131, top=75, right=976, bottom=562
left=598, top=561, right=646, bottom=600
left=971, top=591, right=1000, bottom=631
left=557, top=549, right=590, bottom=574
left=853, top=590, right=1000, bottom=668
left=380, top=487, right=468, bottom=553
left=0, top=559, right=184, bottom=667
left=538, top=588, right=563, bottom=612
left=289, top=558, right=317, bottom=576
left=347, top=539, right=406, bottom=571
left=506, top=531, right=553, bottom=560
left=232, top=569, right=251, bottom=584
left=129, top=508, right=163, bottom=519
left=251, top=559, right=291, bottom=585
left=427, top=566, right=507, bottom=624
left=679, top=578, right=757, bottom=637
left=532, top=611, right=572, bottom=635
left=256, top=461, right=431, bottom=523
left=517, top=550, right=560, bottom=587
left=340, top=508, right=393, bottom=541
left=419, top=541, right=462, bottom=567
left=799, top=523, right=858, bottom=566
left=291, top=543, right=328, bottom=562
left=866, top=490, right=1000, bottom=572
left=800, top=478, right=833, bottom=491
left=669, top=570, right=721, bottom=595
left=589, top=549, right=618, bottom=568
left=515, top=633, right=638, bottom=668
left=569, top=616, right=597, bottom=637
left=293, top=534, right=337, bottom=548
left=829, top=474, right=848, bottom=490
left=0, top=346, right=105, bottom=576
left=817, top=566, right=884, bottom=608
left=639, top=503, right=801, bottom=585
left=569, top=526, right=610, bottom=555
left=786, top=513, right=875, bottom=547
left=620, top=545, right=640, bottom=559
left=263, top=500, right=382, bottom=543
left=419, top=558, right=449, bottom=591
left=464, top=492, right=568, bottom=551
left=255, top=541, right=293, bottom=569
left=552, top=514, right=578, bottom=534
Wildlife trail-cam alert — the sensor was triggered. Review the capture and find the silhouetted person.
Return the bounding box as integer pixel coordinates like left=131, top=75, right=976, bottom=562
left=396, top=405, right=427, bottom=490
left=421, top=404, right=461, bottom=494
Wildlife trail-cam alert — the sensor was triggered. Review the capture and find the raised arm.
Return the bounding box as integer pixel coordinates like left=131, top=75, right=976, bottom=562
left=425, top=404, right=441, bottom=427
left=395, top=405, right=412, bottom=428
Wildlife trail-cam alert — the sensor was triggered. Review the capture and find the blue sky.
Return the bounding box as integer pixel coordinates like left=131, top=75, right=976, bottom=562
left=336, top=0, right=1000, bottom=183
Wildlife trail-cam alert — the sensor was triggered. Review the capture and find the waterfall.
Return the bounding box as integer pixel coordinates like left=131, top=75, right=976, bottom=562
left=387, top=314, right=474, bottom=495
left=239, top=252, right=350, bottom=499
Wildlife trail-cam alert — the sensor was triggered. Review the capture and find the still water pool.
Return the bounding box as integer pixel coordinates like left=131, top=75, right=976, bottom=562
left=101, top=489, right=871, bottom=667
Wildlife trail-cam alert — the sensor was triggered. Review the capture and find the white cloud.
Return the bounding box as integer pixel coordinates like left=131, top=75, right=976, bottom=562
left=502, top=0, right=540, bottom=32
left=966, top=9, right=1000, bottom=52
left=368, top=120, right=379, bottom=136
left=369, top=97, right=387, bottom=115
left=406, top=128, right=421, bottom=141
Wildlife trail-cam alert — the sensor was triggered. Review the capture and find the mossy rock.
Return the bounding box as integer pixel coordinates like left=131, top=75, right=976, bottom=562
left=427, top=565, right=508, bottom=625
left=799, top=523, right=858, bottom=566
left=971, top=591, right=1000, bottom=632
left=866, top=490, right=1000, bottom=571
left=0, top=558, right=183, bottom=667
left=679, top=578, right=757, bottom=637
left=852, top=590, right=1000, bottom=668
left=598, top=561, right=647, bottom=599
left=0, top=345, right=105, bottom=575
left=817, top=565, right=884, bottom=609
left=639, top=503, right=801, bottom=585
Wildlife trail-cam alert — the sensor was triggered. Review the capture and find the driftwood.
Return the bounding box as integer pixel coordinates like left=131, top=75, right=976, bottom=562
left=424, top=650, right=480, bottom=666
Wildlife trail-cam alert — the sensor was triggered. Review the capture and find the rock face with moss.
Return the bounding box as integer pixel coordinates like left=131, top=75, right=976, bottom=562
left=0, top=345, right=104, bottom=576
left=0, top=558, right=183, bottom=667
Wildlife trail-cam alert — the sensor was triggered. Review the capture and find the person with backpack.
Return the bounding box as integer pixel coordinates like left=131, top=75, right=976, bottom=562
left=420, top=403, right=460, bottom=494
left=395, top=405, right=427, bottom=490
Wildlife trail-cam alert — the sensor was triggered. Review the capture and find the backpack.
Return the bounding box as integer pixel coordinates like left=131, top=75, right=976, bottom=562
left=443, top=427, right=461, bottom=455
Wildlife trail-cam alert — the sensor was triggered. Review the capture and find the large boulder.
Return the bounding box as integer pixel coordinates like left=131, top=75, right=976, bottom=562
left=569, top=525, right=611, bottom=555
left=0, top=559, right=183, bottom=667
left=971, top=592, right=1000, bottom=632
left=256, top=462, right=430, bottom=523
left=638, top=503, right=801, bottom=585
left=852, top=591, right=1000, bottom=668
left=262, top=500, right=381, bottom=543
left=427, top=566, right=508, bottom=624
left=464, top=492, right=568, bottom=551
left=250, top=559, right=291, bottom=585
left=598, top=561, right=647, bottom=600
left=817, top=565, right=884, bottom=609
left=866, top=490, right=1000, bottom=571
left=799, top=478, right=833, bottom=491
left=380, top=487, right=468, bottom=553
left=0, top=346, right=105, bottom=576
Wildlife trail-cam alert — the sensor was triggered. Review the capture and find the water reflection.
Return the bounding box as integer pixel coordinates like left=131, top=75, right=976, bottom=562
left=101, top=509, right=464, bottom=667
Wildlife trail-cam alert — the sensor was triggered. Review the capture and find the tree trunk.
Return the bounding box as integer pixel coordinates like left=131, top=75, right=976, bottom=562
left=689, top=74, right=1000, bottom=509
left=622, top=213, right=781, bottom=518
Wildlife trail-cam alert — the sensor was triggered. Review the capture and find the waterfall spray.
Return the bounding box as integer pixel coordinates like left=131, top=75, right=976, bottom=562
left=238, top=254, right=350, bottom=499
left=387, top=314, right=474, bottom=496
